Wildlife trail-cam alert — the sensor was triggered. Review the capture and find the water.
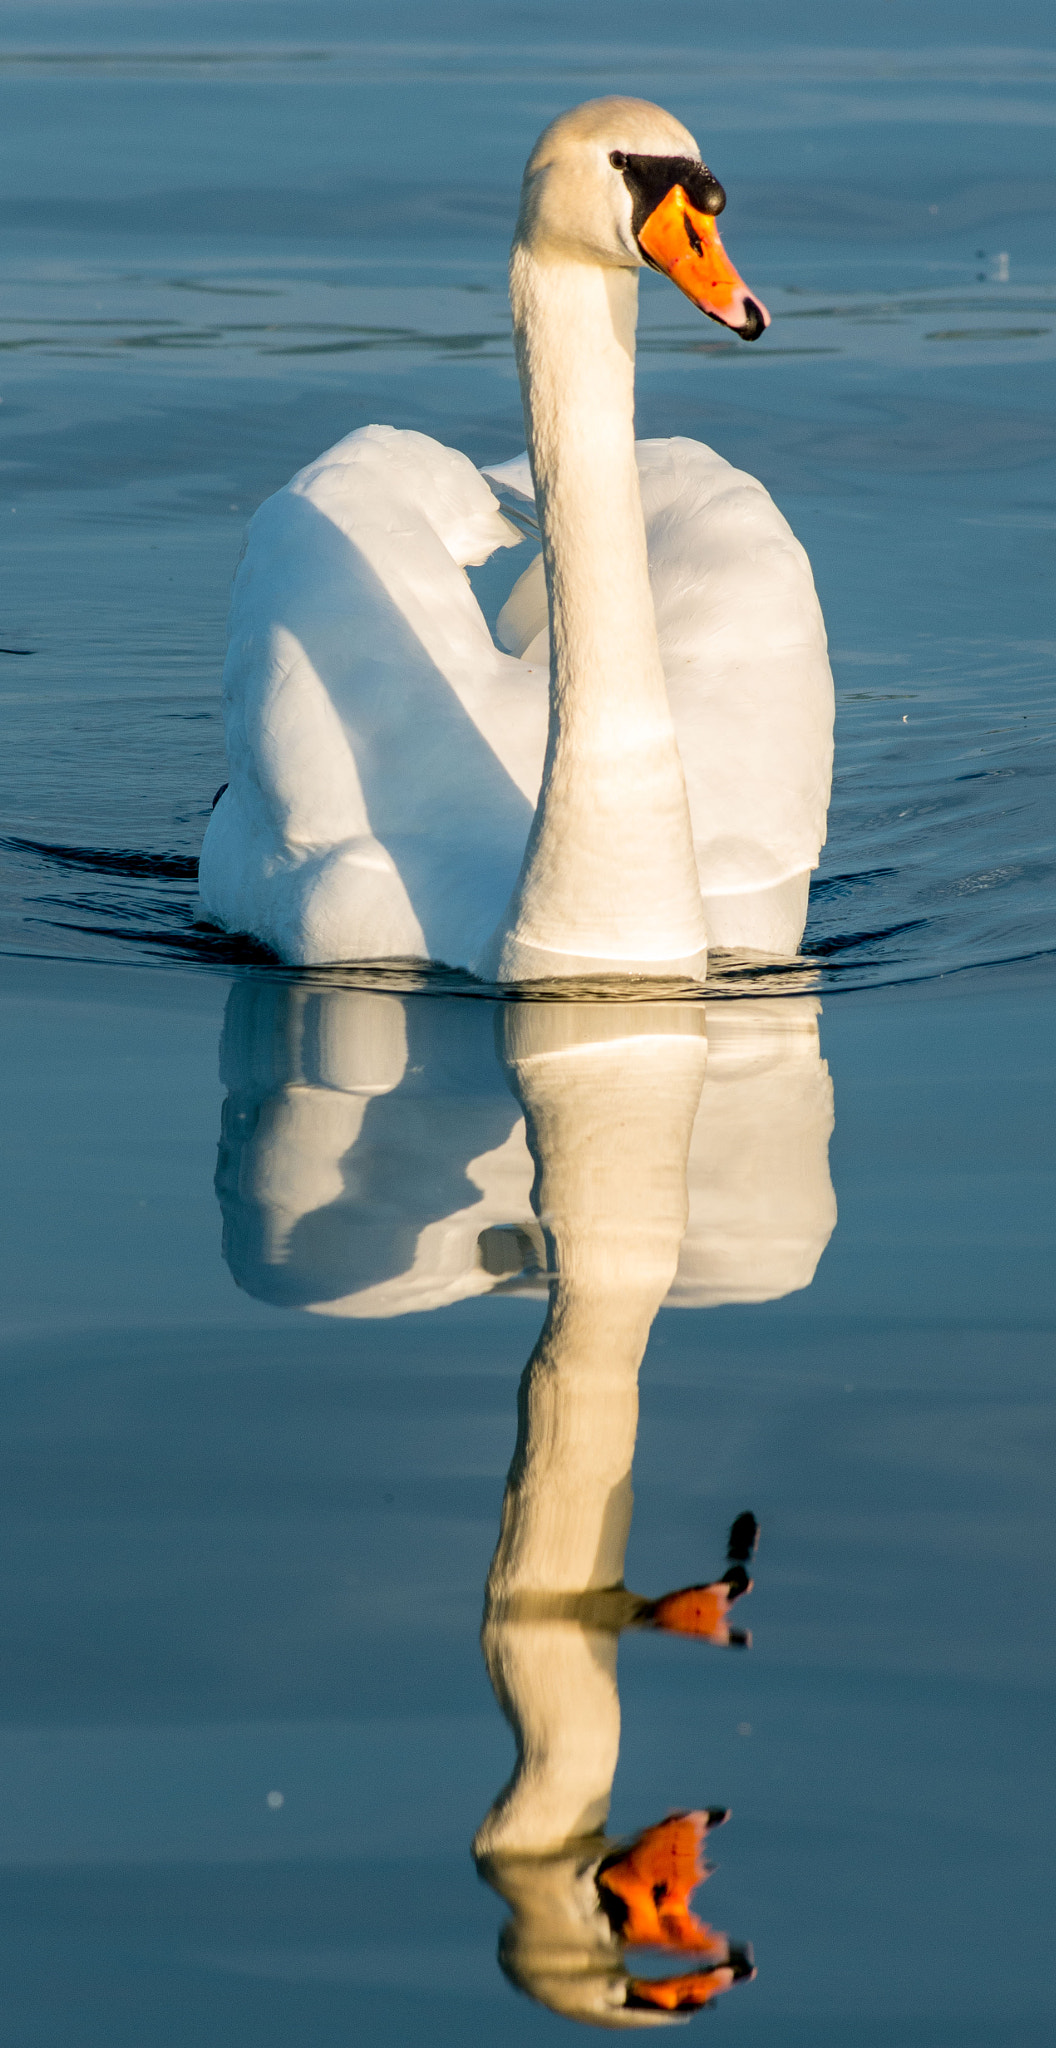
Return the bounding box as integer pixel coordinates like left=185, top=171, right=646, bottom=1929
left=0, top=5, right=1054, bottom=2043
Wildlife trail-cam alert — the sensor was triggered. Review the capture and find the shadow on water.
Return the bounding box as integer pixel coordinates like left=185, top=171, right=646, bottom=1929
left=213, top=978, right=836, bottom=2023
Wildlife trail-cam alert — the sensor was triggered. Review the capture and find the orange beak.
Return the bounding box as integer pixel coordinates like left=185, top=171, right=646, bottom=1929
left=638, top=185, right=770, bottom=339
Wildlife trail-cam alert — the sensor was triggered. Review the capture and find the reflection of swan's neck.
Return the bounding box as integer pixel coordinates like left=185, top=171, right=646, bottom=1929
left=488, top=247, right=707, bottom=979
left=488, top=1012, right=706, bottom=1602
left=476, top=1008, right=706, bottom=1859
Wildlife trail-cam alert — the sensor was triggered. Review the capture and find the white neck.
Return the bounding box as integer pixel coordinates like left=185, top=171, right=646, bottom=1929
left=484, top=246, right=707, bottom=981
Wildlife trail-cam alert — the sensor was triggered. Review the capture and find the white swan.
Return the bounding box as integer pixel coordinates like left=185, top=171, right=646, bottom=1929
left=199, top=96, right=834, bottom=978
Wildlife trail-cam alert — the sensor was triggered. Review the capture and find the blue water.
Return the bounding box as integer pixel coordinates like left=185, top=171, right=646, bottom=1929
left=0, top=5, right=1054, bottom=2043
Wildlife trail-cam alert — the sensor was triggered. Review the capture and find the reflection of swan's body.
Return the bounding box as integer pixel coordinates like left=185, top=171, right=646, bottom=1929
left=213, top=985, right=836, bottom=2024
left=215, top=989, right=532, bottom=1316
left=199, top=97, right=833, bottom=977
left=216, top=986, right=835, bottom=1318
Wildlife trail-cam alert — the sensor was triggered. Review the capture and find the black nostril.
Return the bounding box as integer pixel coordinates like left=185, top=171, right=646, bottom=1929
left=740, top=298, right=765, bottom=341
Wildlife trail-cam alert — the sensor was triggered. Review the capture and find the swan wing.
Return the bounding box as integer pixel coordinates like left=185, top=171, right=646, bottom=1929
left=483, top=440, right=835, bottom=898
left=637, top=437, right=834, bottom=897
left=200, top=426, right=548, bottom=967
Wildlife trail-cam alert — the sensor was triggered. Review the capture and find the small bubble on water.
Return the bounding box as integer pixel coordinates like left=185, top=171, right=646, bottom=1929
left=737, top=1722, right=752, bottom=1737
left=266, top=1790, right=284, bottom=1809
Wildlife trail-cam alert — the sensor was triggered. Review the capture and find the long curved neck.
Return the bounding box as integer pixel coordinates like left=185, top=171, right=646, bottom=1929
left=487, top=246, right=707, bottom=981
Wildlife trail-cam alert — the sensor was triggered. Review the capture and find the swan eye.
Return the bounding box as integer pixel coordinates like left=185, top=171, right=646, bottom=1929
left=610, top=152, right=727, bottom=242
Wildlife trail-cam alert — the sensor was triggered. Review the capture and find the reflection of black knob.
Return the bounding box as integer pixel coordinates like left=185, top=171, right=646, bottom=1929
left=727, top=1511, right=760, bottom=1566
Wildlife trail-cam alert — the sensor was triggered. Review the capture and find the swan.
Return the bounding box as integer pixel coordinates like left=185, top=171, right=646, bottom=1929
left=199, top=96, right=834, bottom=979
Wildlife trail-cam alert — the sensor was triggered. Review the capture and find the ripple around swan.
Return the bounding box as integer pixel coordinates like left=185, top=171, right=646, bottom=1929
left=1, top=617, right=1052, bottom=996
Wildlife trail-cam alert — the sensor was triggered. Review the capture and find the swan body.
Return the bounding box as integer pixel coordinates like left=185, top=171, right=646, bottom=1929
left=199, top=97, right=834, bottom=977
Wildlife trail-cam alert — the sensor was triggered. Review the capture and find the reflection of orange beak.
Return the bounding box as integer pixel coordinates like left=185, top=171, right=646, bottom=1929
left=638, top=185, right=770, bottom=339
left=597, top=1812, right=727, bottom=1955
left=626, top=1964, right=737, bottom=2013
left=650, top=1570, right=752, bottom=1645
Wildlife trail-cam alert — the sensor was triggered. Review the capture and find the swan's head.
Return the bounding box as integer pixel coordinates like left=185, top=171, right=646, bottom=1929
left=515, top=96, right=769, bottom=341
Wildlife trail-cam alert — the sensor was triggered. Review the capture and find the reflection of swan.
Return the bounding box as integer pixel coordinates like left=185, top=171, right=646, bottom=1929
left=672, top=1001, right=837, bottom=1305
left=216, top=984, right=531, bottom=1315
left=215, top=984, right=834, bottom=1318
left=473, top=1002, right=759, bottom=2025
left=199, top=97, right=833, bottom=977
left=213, top=986, right=836, bottom=2025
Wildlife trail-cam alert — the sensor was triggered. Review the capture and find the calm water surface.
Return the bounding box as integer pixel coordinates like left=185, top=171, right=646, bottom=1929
left=0, top=5, right=1053, bottom=2043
